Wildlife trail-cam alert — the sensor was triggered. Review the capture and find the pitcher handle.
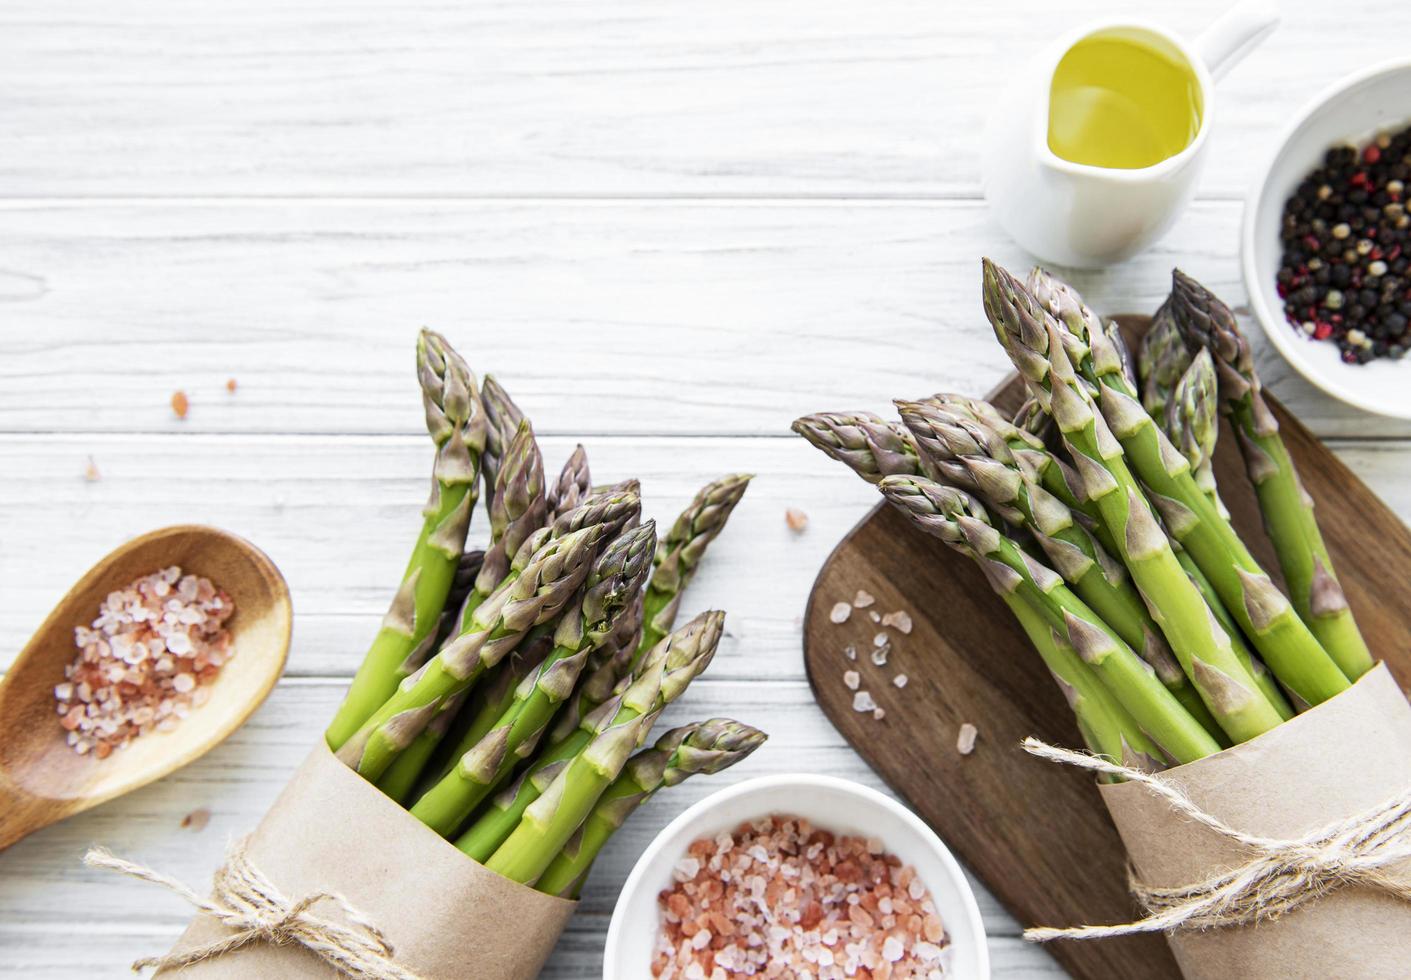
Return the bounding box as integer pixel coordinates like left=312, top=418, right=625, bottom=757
left=1194, top=0, right=1280, bottom=82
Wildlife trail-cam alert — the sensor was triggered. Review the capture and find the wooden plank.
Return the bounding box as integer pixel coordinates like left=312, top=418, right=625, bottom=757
left=0, top=0, right=1404, bottom=198
left=802, top=318, right=1411, bottom=980
left=1, top=200, right=1407, bottom=440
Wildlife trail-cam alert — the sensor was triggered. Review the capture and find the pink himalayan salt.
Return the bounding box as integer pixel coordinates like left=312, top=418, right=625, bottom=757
left=652, top=814, right=951, bottom=978
left=53, top=566, right=234, bottom=759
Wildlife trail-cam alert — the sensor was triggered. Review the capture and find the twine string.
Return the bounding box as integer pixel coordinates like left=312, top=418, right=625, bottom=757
left=1020, top=738, right=1411, bottom=942
left=84, top=840, right=422, bottom=979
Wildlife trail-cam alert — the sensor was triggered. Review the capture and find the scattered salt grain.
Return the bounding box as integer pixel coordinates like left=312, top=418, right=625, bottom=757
left=829, top=602, right=852, bottom=624
left=843, top=670, right=860, bottom=691
left=843, top=644, right=857, bottom=661
left=853, top=590, right=875, bottom=608
left=171, top=391, right=189, bottom=419
left=872, top=632, right=888, bottom=647
left=870, top=644, right=890, bottom=667
left=225, top=378, right=238, bottom=394
left=882, top=610, right=914, bottom=634
left=893, top=674, right=909, bottom=689
left=52, top=566, right=234, bottom=759
left=785, top=508, right=809, bottom=533
left=868, top=610, right=881, bottom=623
left=872, top=708, right=886, bottom=721
left=653, top=814, right=949, bottom=978
left=852, top=690, right=877, bottom=713
left=83, top=456, right=101, bottom=482
left=181, top=807, right=211, bottom=832
left=956, top=723, right=978, bottom=756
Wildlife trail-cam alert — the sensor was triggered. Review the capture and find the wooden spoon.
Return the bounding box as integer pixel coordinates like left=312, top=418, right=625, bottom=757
left=0, top=525, right=292, bottom=851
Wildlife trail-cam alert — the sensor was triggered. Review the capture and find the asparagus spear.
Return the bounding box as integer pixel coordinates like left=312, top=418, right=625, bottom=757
left=791, top=412, right=923, bottom=482
left=549, top=594, right=644, bottom=746
left=1163, top=350, right=1224, bottom=513
left=983, top=260, right=1284, bottom=742
left=1002, top=591, right=1166, bottom=776
left=1023, top=263, right=1350, bottom=709
left=459, top=419, right=548, bottom=628
left=410, top=521, right=657, bottom=837
left=534, top=719, right=767, bottom=898
left=1136, top=301, right=1190, bottom=419
left=336, top=523, right=606, bottom=781
left=548, top=445, right=592, bottom=518
left=376, top=548, right=485, bottom=802
left=879, top=476, right=1221, bottom=762
left=479, top=374, right=526, bottom=497
left=456, top=610, right=723, bottom=861
left=897, top=398, right=1227, bottom=744
left=1170, top=269, right=1373, bottom=681
left=326, top=330, right=487, bottom=749
left=637, top=475, right=751, bottom=658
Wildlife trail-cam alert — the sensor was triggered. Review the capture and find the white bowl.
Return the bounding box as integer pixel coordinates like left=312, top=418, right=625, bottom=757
left=603, top=774, right=990, bottom=979
left=1243, top=58, right=1411, bottom=420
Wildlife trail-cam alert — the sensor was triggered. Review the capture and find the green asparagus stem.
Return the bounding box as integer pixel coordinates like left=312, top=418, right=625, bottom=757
left=879, top=476, right=1221, bottom=762
left=410, top=522, right=657, bottom=837
left=1001, top=591, right=1165, bottom=776
left=637, top=475, right=751, bottom=658
left=548, top=445, right=592, bottom=518
left=1170, top=269, right=1373, bottom=681
left=1027, top=266, right=1351, bottom=708
left=984, top=260, right=1285, bottom=742
left=376, top=548, right=486, bottom=802
left=459, top=418, right=548, bottom=628
left=791, top=412, right=923, bottom=482
left=549, top=594, right=644, bottom=747
left=336, top=523, right=606, bottom=782
left=483, top=705, right=658, bottom=886
left=456, top=610, right=722, bottom=862
left=897, top=398, right=1227, bottom=744
left=326, top=330, right=487, bottom=750
left=534, top=719, right=767, bottom=898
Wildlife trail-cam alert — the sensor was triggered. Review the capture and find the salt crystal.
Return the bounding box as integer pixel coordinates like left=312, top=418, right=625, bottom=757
left=181, top=807, right=211, bottom=832
left=882, top=936, right=903, bottom=962
left=843, top=670, right=860, bottom=691
left=853, top=590, right=875, bottom=608
left=843, top=644, right=857, bottom=661
left=893, top=674, right=908, bottom=689
left=870, top=644, right=889, bottom=666
left=957, top=722, right=978, bottom=755
left=872, top=708, right=885, bottom=721
left=172, top=673, right=196, bottom=694
left=786, top=508, right=809, bottom=533
left=881, top=610, right=913, bottom=634
left=829, top=602, right=852, bottom=624
left=852, top=691, right=876, bottom=713
left=868, top=610, right=881, bottom=623
left=675, top=856, right=702, bottom=882
left=872, top=632, right=887, bottom=647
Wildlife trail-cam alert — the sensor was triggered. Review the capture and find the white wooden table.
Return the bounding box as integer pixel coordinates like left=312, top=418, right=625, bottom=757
left=2, top=2, right=1409, bottom=976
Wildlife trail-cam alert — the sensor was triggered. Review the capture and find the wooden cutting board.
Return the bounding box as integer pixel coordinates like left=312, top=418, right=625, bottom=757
left=802, top=315, right=1411, bottom=980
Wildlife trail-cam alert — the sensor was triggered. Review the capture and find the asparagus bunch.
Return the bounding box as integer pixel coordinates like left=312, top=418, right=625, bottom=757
left=326, top=331, right=758, bottom=896
left=795, top=259, right=1375, bottom=771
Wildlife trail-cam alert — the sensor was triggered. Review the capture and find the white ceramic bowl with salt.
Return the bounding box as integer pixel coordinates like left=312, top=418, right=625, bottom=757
left=1243, top=57, right=1411, bottom=420
left=603, top=773, right=989, bottom=979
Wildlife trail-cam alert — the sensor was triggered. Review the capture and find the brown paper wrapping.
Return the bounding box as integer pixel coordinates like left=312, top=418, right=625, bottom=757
left=159, top=742, right=576, bottom=979
left=1099, top=663, right=1411, bottom=980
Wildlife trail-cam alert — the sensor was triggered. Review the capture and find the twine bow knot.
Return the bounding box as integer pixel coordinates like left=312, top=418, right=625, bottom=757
left=1021, top=738, right=1411, bottom=941
left=84, top=840, right=422, bottom=979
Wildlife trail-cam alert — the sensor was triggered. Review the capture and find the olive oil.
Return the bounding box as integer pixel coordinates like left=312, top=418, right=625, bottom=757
left=1047, top=34, right=1203, bottom=170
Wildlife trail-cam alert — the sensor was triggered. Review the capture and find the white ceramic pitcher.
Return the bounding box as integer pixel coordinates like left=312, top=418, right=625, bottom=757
left=982, top=1, right=1280, bottom=268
